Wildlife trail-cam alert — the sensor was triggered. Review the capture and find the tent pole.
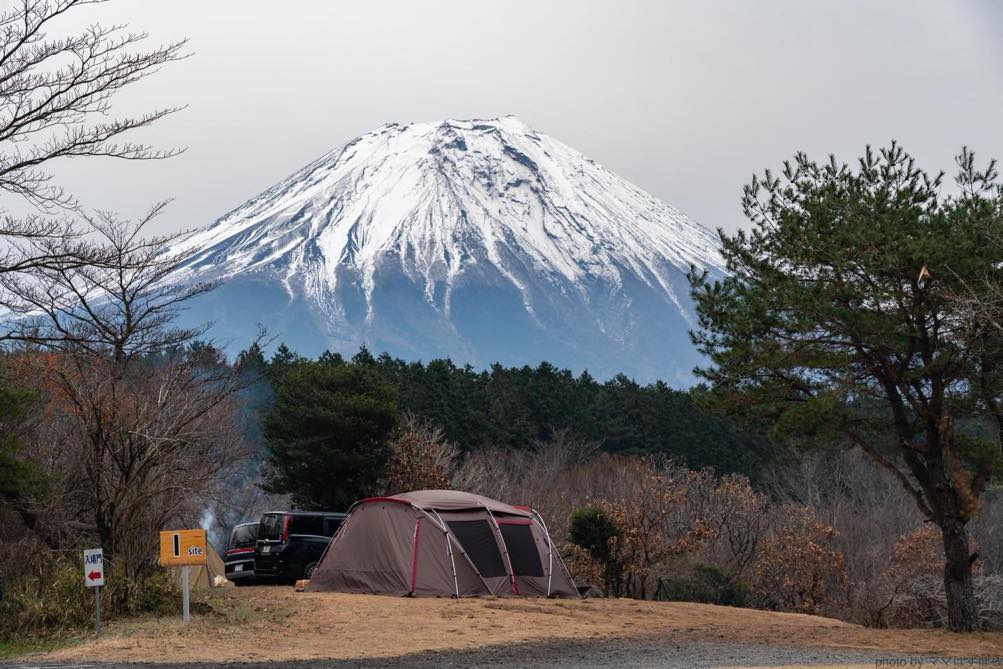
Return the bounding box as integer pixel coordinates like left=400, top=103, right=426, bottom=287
left=551, top=541, right=579, bottom=599
left=414, top=507, right=490, bottom=595
left=529, top=509, right=554, bottom=597
left=531, top=508, right=579, bottom=599
left=430, top=509, right=460, bottom=598
left=481, top=504, right=519, bottom=596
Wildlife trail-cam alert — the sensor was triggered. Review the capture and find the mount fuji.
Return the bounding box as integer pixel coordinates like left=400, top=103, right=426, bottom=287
left=168, top=116, right=724, bottom=384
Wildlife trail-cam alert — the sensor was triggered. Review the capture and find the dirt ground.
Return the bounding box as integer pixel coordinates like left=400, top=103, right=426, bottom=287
left=29, top=586, right=1003, bottom=665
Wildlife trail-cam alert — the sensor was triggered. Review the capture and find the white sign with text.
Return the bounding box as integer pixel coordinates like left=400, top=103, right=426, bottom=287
left=84, top=547, right=104, bottom=587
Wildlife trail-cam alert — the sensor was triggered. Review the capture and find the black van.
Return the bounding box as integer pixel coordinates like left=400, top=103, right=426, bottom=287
left=224, top=521, right=259, bottom=585
left=254, top=511, right=347, bottom=582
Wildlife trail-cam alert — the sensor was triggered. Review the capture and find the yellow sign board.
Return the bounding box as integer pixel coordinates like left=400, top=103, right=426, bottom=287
left=159, top=528, right=207, bottom=566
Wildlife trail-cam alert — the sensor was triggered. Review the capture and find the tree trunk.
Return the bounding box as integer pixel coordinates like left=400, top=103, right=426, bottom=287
left=942, top=519, right=979, bottom=632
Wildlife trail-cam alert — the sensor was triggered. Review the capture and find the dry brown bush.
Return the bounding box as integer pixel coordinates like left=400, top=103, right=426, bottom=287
left=748, top=504, right=849, bottom=616
left=878, top=524, right=946, bottom=627
left=873, top=524, right=1003, bottom=629
left=764, top=448, right=924, bottom=624
left=459, top=448, right=716, bottom=599
left=12, top=349, right=249, bottom=579
left=380, top=414, right=460, bottom=494
left=764, top=449, right=1003, bottom=628
left=452, top=438, right=1003, bottom=628
left=698, top=473, right=769, bottom=578
left=570, top=457, right=713, bottom=598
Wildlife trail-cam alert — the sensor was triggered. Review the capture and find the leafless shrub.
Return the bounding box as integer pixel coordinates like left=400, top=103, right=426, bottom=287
left=565, top=456, right=713, bottom=599
left=380, top=414, right=460, bottom=494
left=970, top=490, right=1003, bottom=574
left=453, top=440, right=1003, bottom=627
left=763, top=448, right=925, bottom=623
left=698, top=473, right=769, bottom=577
left=748, top=504, right=849, bottom=616
left=876, top=524, right=947, bottom=627
left=452, top=429, right=597, bottom=538
left=763, top=449, right=1003, bottom=629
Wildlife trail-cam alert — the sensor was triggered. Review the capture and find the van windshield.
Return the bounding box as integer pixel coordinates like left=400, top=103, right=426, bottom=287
left=259, top=514, right=286, bottom=541
left=229, top=524, right=258, bottom=549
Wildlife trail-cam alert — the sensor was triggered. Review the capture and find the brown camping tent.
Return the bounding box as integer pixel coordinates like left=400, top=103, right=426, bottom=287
left=307, top=490, right=578, bottom=598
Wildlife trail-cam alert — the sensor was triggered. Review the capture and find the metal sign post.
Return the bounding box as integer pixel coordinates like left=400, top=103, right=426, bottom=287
left=181, top=565, right=190, bottom=623
left=83, top=548, right=105, bottom=635
left=95, top=586, right=101, bottom=634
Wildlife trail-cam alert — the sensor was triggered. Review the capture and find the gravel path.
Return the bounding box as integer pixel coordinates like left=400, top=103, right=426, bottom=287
left=2, top=637, right=921, bottom=669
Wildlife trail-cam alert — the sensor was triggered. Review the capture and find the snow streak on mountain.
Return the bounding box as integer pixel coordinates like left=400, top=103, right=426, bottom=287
left=170, top=116, right=724, bottom=384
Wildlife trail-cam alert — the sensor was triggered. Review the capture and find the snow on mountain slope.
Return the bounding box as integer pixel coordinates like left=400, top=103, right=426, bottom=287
left=169, top=116, right=724, bottom=384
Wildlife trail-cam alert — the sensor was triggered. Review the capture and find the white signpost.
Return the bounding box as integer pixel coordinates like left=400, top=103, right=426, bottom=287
left=83, top=548, right=104, bottom=634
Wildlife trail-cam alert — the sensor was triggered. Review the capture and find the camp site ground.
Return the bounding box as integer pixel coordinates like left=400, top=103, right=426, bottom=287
left=15, top=586, right=1003, bottom=668
left=11, top=493, right=1003, bottom=667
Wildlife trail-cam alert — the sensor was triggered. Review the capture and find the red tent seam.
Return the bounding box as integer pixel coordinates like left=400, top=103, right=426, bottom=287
left=357, top=496, right=411, bottom=506
left=410, top=517, right=422, bottom=594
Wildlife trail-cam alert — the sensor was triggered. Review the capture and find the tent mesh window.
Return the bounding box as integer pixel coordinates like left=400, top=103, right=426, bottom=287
left=447, top=520, right=507, bottom=577
left=499, top=523, right=544, bottom=577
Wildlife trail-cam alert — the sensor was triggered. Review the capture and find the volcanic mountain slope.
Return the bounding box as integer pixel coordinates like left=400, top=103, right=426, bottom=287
left=169, top=116, right=723, bottom=384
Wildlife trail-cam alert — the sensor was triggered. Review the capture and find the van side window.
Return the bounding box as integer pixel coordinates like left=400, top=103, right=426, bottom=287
left=290, top=515, right=324, bottom=536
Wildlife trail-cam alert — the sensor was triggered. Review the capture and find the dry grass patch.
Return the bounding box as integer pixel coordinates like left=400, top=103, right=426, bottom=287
left=24, top=586, right=1003, bottom=665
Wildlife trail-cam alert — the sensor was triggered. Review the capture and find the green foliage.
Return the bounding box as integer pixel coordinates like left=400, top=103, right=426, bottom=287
left=263, top=358, right=400, bottom=509
left=0, top=553, right=184, bottom=641
left=689, top=143, right=1003, bottom=468
left=688, top=143, right=1003, bottom=630
left=266, top=343, right=306, bottom=383
left=688, top=142, right=1003, bottom=477
left=568, top=506, right=619, bottom=563
left=568, top=506, right=624, bottom=594
left=255, top=349, right=773, bottom=478
left=655, top=563, right=748, bottom=607
left=0, top=638, right=65, bottom=660
left=0, top=375, right=47, bottom=508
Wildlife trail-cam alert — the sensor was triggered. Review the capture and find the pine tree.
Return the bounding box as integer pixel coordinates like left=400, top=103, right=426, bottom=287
left=0, top=374, right=46, bottom=522
left=689, top=144, right=1003, bottom=632
left=262, top=361, right=399, bottom=509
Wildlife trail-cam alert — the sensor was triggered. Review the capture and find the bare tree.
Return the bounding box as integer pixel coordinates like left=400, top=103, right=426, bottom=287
left=0, top=0, right=186, bottom=209
left=379, top=414, right=460, bottom=495
left=0, top=202, right=214, bottom=354
left=0, top=0, right=187, bottom=331
left=6, top=211, right=250, bottom=579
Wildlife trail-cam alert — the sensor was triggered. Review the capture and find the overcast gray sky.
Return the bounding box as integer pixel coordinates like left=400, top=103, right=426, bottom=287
left=45, top=0, right=1003, bottom=237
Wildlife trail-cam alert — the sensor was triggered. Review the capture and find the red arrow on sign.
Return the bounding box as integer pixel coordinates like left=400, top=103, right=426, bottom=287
left=88, top=571, right=102, bottom=580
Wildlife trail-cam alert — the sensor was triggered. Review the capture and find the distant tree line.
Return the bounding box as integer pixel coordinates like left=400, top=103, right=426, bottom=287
left=239, top=342, right=774, bottom=509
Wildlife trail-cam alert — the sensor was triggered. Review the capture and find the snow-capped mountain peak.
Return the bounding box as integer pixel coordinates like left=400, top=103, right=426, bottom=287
left=170, top=116, right=723, bottom=384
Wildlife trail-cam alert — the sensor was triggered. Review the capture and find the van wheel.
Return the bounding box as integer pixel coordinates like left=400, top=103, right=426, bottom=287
left=304, top=562, right=318, bottom=580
